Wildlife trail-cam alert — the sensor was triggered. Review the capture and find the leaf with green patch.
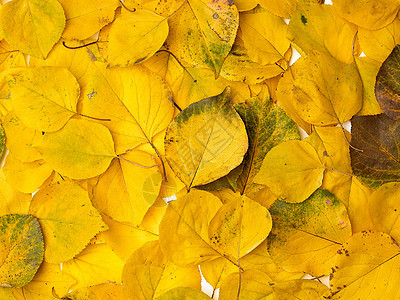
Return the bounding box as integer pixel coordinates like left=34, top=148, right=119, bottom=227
left=166, top=0, right=239, bottom=76
left=0, top=214, right=44, bottom=288
left=268, top=189, right=352, bottom=276
left=165, top=88, right=248, bottom=189
left=234, top=96, right=300, bottom=195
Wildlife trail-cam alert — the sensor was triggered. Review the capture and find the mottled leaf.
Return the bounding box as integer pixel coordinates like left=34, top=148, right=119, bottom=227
left=0, top=214, right=43, bottom=288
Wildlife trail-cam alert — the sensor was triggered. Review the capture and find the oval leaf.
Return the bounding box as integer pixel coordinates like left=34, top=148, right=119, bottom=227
left=350, top=114, right=400, bottom=187
left=0, top=214, right=44, bottom=288
left=107, top=9, right=169, bottom=67
left=36, top=119, right=115, bottom=180
left=268, top=189, right=352, bottom=276
left=166, top=0, right=239, bottom=75
left=165, top=88, right=248, bottom=189
left=29, top=181, right=108, bottom=263
left=0, top=0, right=65, bottom=59
left=159, top=189, right=223, bottom=266
left=254, top=140, right=325, bottom=203
left=7, top=67, right=79, bottom=132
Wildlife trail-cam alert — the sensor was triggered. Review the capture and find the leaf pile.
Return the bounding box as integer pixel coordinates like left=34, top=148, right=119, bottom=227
left=0, top=0, right=400, bottom=299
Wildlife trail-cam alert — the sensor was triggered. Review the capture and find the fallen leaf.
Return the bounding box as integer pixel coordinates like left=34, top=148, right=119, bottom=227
left=332, top=0, right=400, bottom=30
left=375, top=45, right=400, bottom=119
left=0, top=214, right=44, bottom=288
left=58, top=0, right=119, bottom=40
left=235, top=96, right=300, bottom=195
left=0, top=0, right=65, bottom=58
left=36, top=118, right=116, bottom=180
left=330, top=231, right=400, bottom=299
left=29, top=181, right=108, bottom=263
left=350, top=114, right=400, bottom=187
left=268, top=189, right=352, bottom=276
left=122, top=241, right=201, bottom=299
left=105, top=8, right=169, bottom=67
left=165, top=88, right=248, bottom=189
left=254, top=140, right=325, bottom=203
left=166, top=0, right=239, bottom=76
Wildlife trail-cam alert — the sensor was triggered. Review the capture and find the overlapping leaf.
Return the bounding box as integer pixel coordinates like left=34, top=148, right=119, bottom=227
left=165, top=88, right=248, bottom=189
left=0, top=214, right=44, bottom=288
left=0, top=0, right=65, bottom=59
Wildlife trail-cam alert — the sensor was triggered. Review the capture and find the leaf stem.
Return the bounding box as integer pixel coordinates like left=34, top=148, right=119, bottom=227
left=119, top=0, right=136, bottom=12
left=324, top=166, right=356, bottom=177
left=77, top=113, right=111, bottom=122
left=62, top=41, right=100, bottom=50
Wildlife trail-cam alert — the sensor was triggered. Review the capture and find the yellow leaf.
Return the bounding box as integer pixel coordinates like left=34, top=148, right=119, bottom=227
left=63, top=283, right=129, bottom=300
left=122, top=241, right=201, bottom=299
left=31, top=42, right=174, bottom=156
left=369, top=182, right=400, bottom=242
left=332, top=0, right=400, bottom=30
left=347, top=177, right=373, bottom=233
left=305, top=126, right=352, bottom=202
left=354, top=56, right=384, bottom=115
left=144, top=52, right=227, bottom=110
left=11, top=262, right=75, bottom=300
left=167, top=0, right=239, bottom=75
left=7, top=67, right=79, bottom=132
left=80, top=64, right=174, bottom=156
left=0, top=40, right=26, bottom=73
left=29, top=181, right=108, bottom=263
left=200, top=258, right=237, bottom=290
left=288, top=3, right=357, bottom=64
left=220, top=33, right=286, bottom=84
left=258, top=0, right=324, bottom=18
left=123, top=0, right=185, bottom=17
left=62, top=243, right=124, bottom=290
left=3, top=153, right=53, bottom=194
left=140, top=197, right=167, bottom=233
left=240, top=240, right=303, bottom=282
left=268, top=189, right=352, bottom=276
left=106, top=9, right=169, bottom=66
left=0, top=214, right=43, bottom=288
left=36, top=119, right=115, bottom=180
left=159, top=189, right=223, bottom=266
left=58, top=0, right=119, bottom=40
left=0, top=0, right=65, bottom=59
left=235, top=0, right=257, bottom=12
left=275, top=67, right=312, bottom=134
left=240, top=7, right=290, bottom=65
left=208, top=196, right=272, bottom=258
left=358, top=19, right=400, bottom=62
left=165, top=88, right=248, bottom=189
left=2, top=111, right=42, bottom=163
left=92, top=150, right=161, bottom=225
left=0, top=170, right=31, bottom=216
left=0, top=288, right=14, bottom=300
left=219, top=270, right=273, bottom=300
left=201, top=239, right=303, bottom=290
left=271, top=279, right=330, bottom=299
left=292, top=51, right=362, bottom=126
left=254, top=140, right=325, bottom=203
left=100, top=216, right=159, bottom=260
left=330, top=231, right=400, bottom=299
left=156, top=287, right=210, bottom=300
